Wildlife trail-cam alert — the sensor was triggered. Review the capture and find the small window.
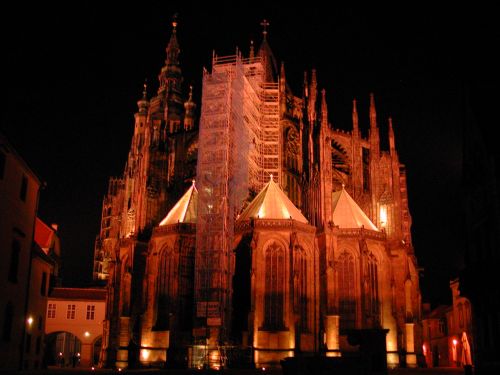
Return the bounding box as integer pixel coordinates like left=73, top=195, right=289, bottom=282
left=66, top=304, right=76, bottom=319
left=20, top=175, right=28, bottom=202
left=47, top=303, right=56, bottom=319
left=8, top=239, right=21, bottom=283
left=0, top=150, right=5, bottom=179
left=86, top=305, right=95, bottom=320
left=40, top=272, right=47, bottom=296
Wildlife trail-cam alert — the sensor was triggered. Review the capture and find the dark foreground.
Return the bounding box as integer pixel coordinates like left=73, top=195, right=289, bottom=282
left=8, top=366, right=467, bottom=375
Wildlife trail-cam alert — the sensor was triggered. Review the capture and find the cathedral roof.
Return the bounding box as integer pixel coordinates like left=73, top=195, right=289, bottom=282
left=159, top=181, right=198, bottom=226
left=331, top=186, right=379, bottom=231
left=237, top=177, right=308, bottom=223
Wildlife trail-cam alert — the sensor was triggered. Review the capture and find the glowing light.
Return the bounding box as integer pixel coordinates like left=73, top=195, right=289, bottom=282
left=422, top=344, right=427, bottom=355
left=141, top=349, right=150, bottom=360
left=262, top=367, right=266, bottom=371
left=27, top=316, right=33, bottom=326
left=84, top=331, right=90, bottom=337
left=77, top=352, right=80, bottom=357
left=453, top=339, right=458, bottom=346
left=91, top=366, right=95, bottom=371
left=118, top=369, right=122, bottom=372
left=380, top=205, right=387, bottom=227
left=59, top=352, right=63, bottom=356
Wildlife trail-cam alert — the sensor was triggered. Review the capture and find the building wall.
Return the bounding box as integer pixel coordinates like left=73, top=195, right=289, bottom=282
left=24, top=253, right=54, bottom=370
left=0, top=134, right=41, bottom=370
left=45, top=295, right=106, bottom=367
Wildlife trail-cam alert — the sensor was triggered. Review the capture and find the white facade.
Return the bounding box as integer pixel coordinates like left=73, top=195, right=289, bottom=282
left=45, top=288, right=106, bottom=367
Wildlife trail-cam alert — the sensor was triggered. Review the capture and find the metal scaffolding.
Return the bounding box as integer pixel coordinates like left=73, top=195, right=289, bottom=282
left=194, top=51, right=280, bottom=368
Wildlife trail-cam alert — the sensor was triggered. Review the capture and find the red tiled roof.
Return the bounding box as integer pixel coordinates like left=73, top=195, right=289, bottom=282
left=34, top=217, right=54, bottom=252
left=49, top=287, right=107, bottom=301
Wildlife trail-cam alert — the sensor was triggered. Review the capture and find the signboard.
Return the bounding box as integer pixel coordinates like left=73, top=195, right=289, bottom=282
left=196, top=301, right=220, bottom=318
left=207, top=317, right=222, bottom=326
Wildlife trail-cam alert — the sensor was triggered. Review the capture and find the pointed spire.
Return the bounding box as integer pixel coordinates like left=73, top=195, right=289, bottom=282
left=352, top=99, right=359, bottom=134
left=303, top=71, right=308, bottom=98
left=184, top=85, right=196, bottom=131
left=260, top=19, right=270, bottom=40
left=249, top=40, right=255, bottom=59
left=258, top=19, right=278, bottom=82
left=166, top=14, right=180, bottom=66
left=137, top=80, right=149, bottom=114
left=309, top=69, right=318, bottom=123
left=369, top=92, right=377, bottom=129
left=388, top=117, right=396, bottom=153
left=321, top=89, right=328, bottom=129
left=280, top=62, right=286, bottom=81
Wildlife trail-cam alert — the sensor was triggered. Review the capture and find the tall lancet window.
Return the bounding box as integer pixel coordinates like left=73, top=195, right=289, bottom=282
left=338, top=251, right=356, bottom=329
left=367, top=253, right=380, bottom=319
left=156, top=248, right=175, bottom=330
left=264, top=242, right=285, bottom=330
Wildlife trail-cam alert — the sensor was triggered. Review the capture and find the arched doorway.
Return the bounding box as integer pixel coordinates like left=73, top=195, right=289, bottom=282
left=92, top=336, right=102, bottom=365
left=45, top=331, right=82, bottom=368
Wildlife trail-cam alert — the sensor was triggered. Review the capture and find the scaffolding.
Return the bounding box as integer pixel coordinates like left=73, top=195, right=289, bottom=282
left=194, top=51, right=280, bottom=368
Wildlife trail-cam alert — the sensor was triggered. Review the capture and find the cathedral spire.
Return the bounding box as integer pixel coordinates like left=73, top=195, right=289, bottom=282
left=309, top=69, right=318, bottom=123
left=183, top=85, right=196, bottom=131
left=352, top=99, right=359, bottom=136
left=258, top=19, right=278, bottom=82
left=321, top=89, right=328, bottom=129
left=369, top=92, right=377, bottom=129
left=166, top=14, right=180, bottom=67
left=260, top=19, right=269, bottom=40
left=249, top=40, right=255, bottom=59
left=137, top=80, right=149, bottom=114
left=388, top=116, right=396, bottom=154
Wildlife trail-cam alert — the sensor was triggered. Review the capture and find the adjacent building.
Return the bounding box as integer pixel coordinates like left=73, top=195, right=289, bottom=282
left=0, top=133, right=43, bottom=370
left=95, top=21, right=422, bottom=369
left=45, top=287, right=106, bottom=367
left=422, top=279, right=473, bottom=368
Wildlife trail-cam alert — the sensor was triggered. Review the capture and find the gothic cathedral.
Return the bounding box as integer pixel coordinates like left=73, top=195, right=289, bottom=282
left=93, top=20, right=422, bottom=369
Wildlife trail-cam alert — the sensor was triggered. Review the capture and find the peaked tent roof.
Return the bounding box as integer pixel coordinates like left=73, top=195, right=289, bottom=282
left=159, top=181, right=198, bottom=226
left=238, top=177, right=308, bottom=223
left=331, top=186, right=379, bottom=231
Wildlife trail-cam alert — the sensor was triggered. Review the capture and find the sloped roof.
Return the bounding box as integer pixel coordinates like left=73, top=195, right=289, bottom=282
left=34, top=217, right=55, bottom=254
left=331, top=186, right=379, bottom=231
left=49, top=287, right=106, bottom=301
left=238, top=177, right=308, bottom=223
left=159, top=181, right=198, bottom=226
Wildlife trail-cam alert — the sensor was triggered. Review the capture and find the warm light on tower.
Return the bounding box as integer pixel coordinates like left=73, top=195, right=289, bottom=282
left=380, top=205, right=387, bottom=227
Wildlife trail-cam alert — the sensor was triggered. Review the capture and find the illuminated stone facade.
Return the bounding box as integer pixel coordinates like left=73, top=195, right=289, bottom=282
left=95, top=21, right=422, bottom=369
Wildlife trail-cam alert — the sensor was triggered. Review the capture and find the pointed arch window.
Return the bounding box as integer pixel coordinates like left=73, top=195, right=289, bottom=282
left=156, top=248, right=175, bottom=329
left=338, top=251, right=356, bottom=329
left=264, top=242, right=285, bottom=330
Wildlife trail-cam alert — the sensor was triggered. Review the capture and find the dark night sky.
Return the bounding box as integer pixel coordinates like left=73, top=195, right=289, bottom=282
left=2, top=3, right=497, bottom=307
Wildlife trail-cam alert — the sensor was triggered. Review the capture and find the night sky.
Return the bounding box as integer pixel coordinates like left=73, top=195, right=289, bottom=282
left=2, top=3, right=497, bottom=307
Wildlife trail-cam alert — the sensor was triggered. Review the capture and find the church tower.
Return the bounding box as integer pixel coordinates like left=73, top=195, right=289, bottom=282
left=95, top=18, right=197, bottom=368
